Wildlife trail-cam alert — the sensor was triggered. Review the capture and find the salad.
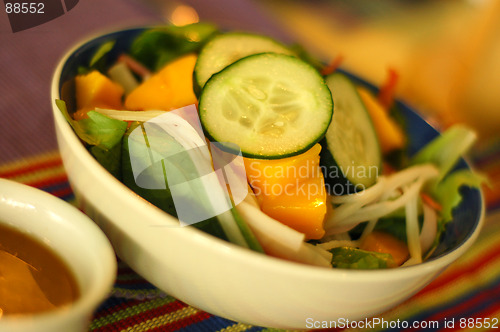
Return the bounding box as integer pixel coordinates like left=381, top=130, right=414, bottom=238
left=57, top=23, right=485, bottom=269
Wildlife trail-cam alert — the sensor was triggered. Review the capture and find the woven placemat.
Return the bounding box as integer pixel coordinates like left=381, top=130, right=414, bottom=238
left=2, top=151, right=500, bottom=331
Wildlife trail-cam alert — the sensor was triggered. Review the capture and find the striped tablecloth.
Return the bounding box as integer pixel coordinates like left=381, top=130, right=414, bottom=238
left=2, top=0, right=499, bottom=329
left=1, top=151, right=499, bottom=331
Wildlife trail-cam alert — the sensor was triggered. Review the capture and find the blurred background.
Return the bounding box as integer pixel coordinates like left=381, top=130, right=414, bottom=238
left=257, top=0, right=500, bottom=140
left=253, top=0, right=500, bottom=211
left=1, top=0, right=499, bottom=209
left=140, top=0, right=500, bottom=140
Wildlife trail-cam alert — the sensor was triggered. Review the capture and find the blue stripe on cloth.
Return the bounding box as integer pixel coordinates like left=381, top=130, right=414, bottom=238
left=38, top=180, right=75, bottom=202
left=93, top=296, right=138, bottom=313
left=38, top=179, right=69, bottom=191
left=395, top=273, right=500, bottom=331
left=113, top=282, right=159, bottom=291
left=53, top=191, right=75, bottom=202
left=488, top=200, right=500, bottom=212
left=176, top=315, right=256, bottom=332
left=245, top=326, right=267, bottom=332
left=444, top=282, right=500, bottom=321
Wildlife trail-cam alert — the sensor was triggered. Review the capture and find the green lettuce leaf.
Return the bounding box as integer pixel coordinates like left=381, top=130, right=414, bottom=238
left=129, top=22, right=218, bottom=71
left=89, top=40, right=116, bottom=68
left=409, top=124, right=487, bottom=225
left=432, top=169, right=487, bottom=223
left=410, top=125, right=477, bottom=184
left=329, top=247, right=395, bottom=269
left=121, top=122, right=177, bottom=215
left=90, top=143, right=122, bottom=180
left=78, top=40, right=116, bottom=75
left=55, top=99, right=127, bottom=150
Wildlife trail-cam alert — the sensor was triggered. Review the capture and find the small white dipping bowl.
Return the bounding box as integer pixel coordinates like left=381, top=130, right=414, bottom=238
left=0, top=178, right=116, bottom=332
left=50, top=27, right=485, bottom=329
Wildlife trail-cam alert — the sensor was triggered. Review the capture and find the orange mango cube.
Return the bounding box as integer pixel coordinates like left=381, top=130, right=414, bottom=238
left=75, top=70, right=124, bottom=111
left=360, top=231, right=409, bottom=266
left=244, top=144, right=327, bottom=239
left=358, top=86, right=406, bottom=155
left=125, top=54, right=198, bottom=111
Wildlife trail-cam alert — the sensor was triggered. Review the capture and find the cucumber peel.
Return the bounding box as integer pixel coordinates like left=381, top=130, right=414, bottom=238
left=194, top=32, right=294, bottom=93
left=199, top=53, right=333, bottom=159
left=320, top=73, right=382, bottom=193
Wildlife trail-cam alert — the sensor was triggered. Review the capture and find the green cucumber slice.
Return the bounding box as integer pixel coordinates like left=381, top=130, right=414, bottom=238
left=320, top=73, right=381, bottom=192
left=198, top=53, right=333, bottom=159
left=194, top=32, right=294, bottom=92
left=122, top=118, right=263, bottom=252
left=121, top=122, right=178, bottom=216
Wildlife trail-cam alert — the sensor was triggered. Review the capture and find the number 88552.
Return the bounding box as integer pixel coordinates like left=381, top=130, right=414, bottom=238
left=5, top=2, right=45, bottom=14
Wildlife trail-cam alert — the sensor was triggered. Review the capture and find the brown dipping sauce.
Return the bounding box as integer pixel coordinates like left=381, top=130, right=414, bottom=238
left=0, top=223, right=80, bottom=317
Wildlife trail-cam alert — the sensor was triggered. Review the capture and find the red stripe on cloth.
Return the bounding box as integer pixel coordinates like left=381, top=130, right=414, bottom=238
left=423, top=283, right=500, bottom=332
left=442, top=300, right=500, bottom=332
left=22, top=173, right=69, bottom=189
left=316, top=327, right=343, bottom=332
left=484, top=185, right=500, bottom=208
left=480, top=161, right=500, bottom=177
left=92, top=300, right=188, bottom=332
left=0, top=157, right=62, bottom=178
left=472, top=300, right=500, bottom=322
left=147, top=311, right=212, bottom=332
left=415, top=241, right=500, bottom=298
left=115, top=278, right=154, bottom=285
left=50, top=186, right=74, bottom=198
left=92, top=299, right=144, bottom=320
left=117, top=266, right=137, bottom=274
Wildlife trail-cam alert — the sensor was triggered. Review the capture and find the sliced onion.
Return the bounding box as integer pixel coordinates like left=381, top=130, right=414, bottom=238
left=236, top=201, right=331, bottom=267
left=330, top=176, right=387, bottom=205
left=317, top=240, right=359, bottom=251
left=107, top=61, right=139, bottom=95
left=420, top=202, right=438, bottom=254
left=383, top=164, right=438, bottom=193
left=325, top=177, right=387, bottom=227
left=95, top=108, right=167, bottom=122
left=324, top=165, right=439, bottom=235
left=335, top=178, right=424, bottom=226
left=405, top=187, right=422, bottom=263
left=358, top=218, right=379, bottom=243
left=235, top=201, right=305, bottom=252
left=304, top=242, right=333, bottom=262
left=265, top=241, right=332, bottom=268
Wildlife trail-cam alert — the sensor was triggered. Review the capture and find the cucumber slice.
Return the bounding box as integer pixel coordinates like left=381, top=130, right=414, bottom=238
left=122, top=117, right=263, bottom=252
left=194, top=32, right=294, bottom=92
left=199, top=53, right=333, bottom=159
left=121, top=122, right=178, bottom=216
left=320, top=73, right=381, bottom=192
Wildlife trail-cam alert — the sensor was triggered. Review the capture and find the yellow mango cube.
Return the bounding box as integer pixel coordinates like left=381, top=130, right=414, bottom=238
left=358, top=86, right=406, bottom=155
left=244, top=144, right=327, bottom=239
left=75, top=70, right=124, bottom=111
left=125, top=54, right=198, bottom=111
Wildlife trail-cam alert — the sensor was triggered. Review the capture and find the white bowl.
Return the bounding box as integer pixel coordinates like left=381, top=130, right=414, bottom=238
left=0, top=178, right=116, bottom=332
left=50, top=27, right=485, bottom=329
